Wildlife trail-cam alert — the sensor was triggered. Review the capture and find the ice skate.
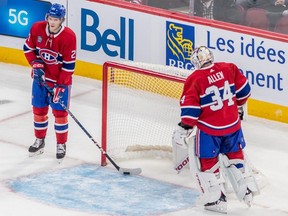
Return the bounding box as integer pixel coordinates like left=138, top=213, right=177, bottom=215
left=56, top=143, right=66, bottom=163
left=29, top=138, right=45, bottom=157
left=204, top=193, right=227, bottom=214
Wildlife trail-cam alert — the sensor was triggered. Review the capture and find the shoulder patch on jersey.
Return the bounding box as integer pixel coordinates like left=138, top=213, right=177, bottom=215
left=37, top=36, right=43, bottom=43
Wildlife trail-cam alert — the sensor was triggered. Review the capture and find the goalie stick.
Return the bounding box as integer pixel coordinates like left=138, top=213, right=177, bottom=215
left=42, top=80, right=142, bottom=175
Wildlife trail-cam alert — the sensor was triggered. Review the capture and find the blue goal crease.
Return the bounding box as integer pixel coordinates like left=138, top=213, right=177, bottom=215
left=7, top=164, right=199, bottom=215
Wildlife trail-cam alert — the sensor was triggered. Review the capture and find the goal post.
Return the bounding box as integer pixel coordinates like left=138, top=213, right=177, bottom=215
left=101, top=61, right=190, bottom=166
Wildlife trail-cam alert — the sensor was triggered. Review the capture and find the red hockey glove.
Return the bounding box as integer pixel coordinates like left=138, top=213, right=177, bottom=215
left=52, top=86, right=65, bottom=103
left=31, top=59, right=45, bottom=84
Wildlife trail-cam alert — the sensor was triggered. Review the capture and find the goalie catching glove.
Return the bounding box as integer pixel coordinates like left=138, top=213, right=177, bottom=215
left=172, top=123, right=195, bottom=149
left=31, top=59, right=45, bottom=84
left=52, top=85, right=65, bottom=103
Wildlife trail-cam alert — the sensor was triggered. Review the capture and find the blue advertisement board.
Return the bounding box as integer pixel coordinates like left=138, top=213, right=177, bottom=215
left=166, top=21, right=195, bottom=70
left=0, top=0, right=51, bottom=38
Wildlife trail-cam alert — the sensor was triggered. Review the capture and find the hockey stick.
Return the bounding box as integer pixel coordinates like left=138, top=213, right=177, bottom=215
left=41, top=80, right=142, bottom=175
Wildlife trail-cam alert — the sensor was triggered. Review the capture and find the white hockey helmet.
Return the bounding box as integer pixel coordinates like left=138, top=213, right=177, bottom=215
left=190, top=46, right=214, bottom=69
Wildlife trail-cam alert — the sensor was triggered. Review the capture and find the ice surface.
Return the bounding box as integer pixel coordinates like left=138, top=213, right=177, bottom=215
left=0, top=62, right=288, bottom=216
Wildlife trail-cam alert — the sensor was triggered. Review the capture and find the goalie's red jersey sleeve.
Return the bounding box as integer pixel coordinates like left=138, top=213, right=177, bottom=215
left=23, top=21, right=76, bottom=86
left=180, top=62, right=251, bottom=136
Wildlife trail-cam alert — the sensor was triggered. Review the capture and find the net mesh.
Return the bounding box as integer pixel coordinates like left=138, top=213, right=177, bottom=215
left=102, top=61, right=189, bottom=161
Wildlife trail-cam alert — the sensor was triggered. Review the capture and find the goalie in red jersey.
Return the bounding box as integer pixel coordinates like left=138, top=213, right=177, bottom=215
left=172, top=46, right=260, bottom=213
left=23, top=3, right=76, bottom=162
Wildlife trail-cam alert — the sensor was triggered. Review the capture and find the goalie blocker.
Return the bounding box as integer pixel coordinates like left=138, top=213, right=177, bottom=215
left=172, top=124, right=195, bottom=173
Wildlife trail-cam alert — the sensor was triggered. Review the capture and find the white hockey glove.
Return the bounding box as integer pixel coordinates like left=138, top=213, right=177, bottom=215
left=282, top=9, right=288, bottom=16
left=172, top=125, right=195, bottom=149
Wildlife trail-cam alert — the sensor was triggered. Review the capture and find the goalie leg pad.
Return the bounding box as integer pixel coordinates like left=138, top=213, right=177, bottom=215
left=195, top=171, right=224, bottom=204
left=242, top=162, right=261, bottom=202
left=172, top=141, right=189, bottom=173
left=221, top=154, right=260, bottom=205
left=194, top=164, right=227, bottom=213
left=187, top=137, right=225, bottom=204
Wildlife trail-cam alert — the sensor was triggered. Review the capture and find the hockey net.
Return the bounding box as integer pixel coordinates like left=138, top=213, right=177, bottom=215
left=101, top=61, right=267, bottom=189
left=101, top=61, right=190, bottom=166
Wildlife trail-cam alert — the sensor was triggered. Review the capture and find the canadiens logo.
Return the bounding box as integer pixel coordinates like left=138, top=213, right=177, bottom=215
left=37, top=36, right=42, bottom=43
left=39, top=49, right=58, bottom=64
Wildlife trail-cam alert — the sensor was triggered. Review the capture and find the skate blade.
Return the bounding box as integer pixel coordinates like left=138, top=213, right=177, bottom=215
left=205, top=203, right=227, bottom=214
left=57, top=158, right=64, bottom=164
left=29, top=149, right=44, bottom=157
left=243, top=194, right=253, bottom=207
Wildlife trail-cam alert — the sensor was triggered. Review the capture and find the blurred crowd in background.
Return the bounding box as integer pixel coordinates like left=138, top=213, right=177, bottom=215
left=122, top=0, right=288, bottom=35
